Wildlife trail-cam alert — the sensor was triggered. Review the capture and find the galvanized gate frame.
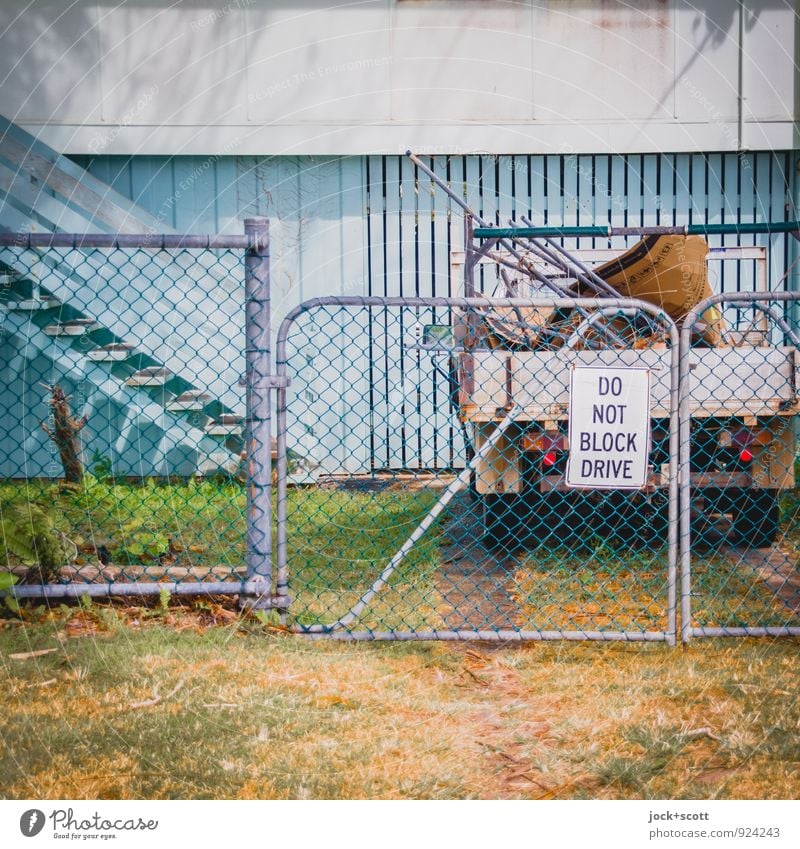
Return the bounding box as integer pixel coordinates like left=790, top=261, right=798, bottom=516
left=679, top=290, right=800, bottom=643
left=0, top=221, right=287, bottom=612
left=273, top=294, right=680, bottom=643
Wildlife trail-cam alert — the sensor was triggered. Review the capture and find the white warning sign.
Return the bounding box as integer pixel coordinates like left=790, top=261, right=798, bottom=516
left=566, top=366, right=651, bottom=490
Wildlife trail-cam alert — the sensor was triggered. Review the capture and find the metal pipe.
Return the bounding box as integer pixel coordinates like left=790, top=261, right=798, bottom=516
left=506, top=222, right=630, bottom=344
left=293, top=629, right=673, bottom=642
left=509, top=225, right=614, bottom=298
left=406, top=151, right=569, bottom=300
left=275, top=294, right=676, bottom=362
left=474, top=226, right=611, bottom=239
left=0, top=232, right=253, bottom=249
left=473, top=222, right=800, bottom=239
left=684, top=290, right=800, bottom=316
left=666, top=313, right=680, bottom=647
left=791, top=154, right=800, bottom=329
left=512, top=217, right=610, bottom=296
left=737, top=0, right=745, bottom=151
left=491, top=245, right=568, bottom=301
left=3, top=581, right=289, bottom=603
left=678, top=308, right=695, bottom=645
left=690, top=223, right=800, bottom=236
left=565, top=307, right=639, bottom=349
left=407, top=150, right=489, bottom=227
left=540, top=234, right=620, bottom=299
left=481, top=249, right=556, bottom=281
left=243, top=218, right=273, bottom=595
left=688, top=627, right=800, bottom=638
left=275, top=367, right=290, bottom=614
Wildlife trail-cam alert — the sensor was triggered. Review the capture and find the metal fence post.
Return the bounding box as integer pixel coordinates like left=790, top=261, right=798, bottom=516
left=243, top=217, right=273, bottom=604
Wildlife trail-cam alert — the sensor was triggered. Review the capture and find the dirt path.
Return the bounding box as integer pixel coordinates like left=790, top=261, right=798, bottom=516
left=733, top=546, right=800, bottom=614
left=436, top=493, right=526, bottom=631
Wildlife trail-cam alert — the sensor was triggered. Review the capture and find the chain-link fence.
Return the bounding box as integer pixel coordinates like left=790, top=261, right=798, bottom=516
left=0, top=226, right=281, bottom=607
left=680, top=292, right=800, bottom=641
left=2, top=225, right=798, bottom=643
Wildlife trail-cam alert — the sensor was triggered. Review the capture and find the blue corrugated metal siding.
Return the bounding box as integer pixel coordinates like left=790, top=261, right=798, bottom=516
left=60, top=151, right=800, bottom=472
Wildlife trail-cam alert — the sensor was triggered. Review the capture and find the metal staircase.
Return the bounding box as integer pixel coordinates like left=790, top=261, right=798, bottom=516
left=0, top=116, right=244, bottom=477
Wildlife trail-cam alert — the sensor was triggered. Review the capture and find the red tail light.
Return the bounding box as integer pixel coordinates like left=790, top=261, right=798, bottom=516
left=543, top=451, right=558, bottom=467
left=739, top=447, right=753, bottom=463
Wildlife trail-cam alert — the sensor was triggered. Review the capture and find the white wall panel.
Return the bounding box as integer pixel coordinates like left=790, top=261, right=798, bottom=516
left=391, top=0, right=532, bottom=122
left=0, top=0, right=103, bottom=124
left=1, top=1, right=795, bottom=155
left=742, top=4, right=795, bottom=122
left=675, top=0, right=741, bottom=125
left=246, top=1, right=391, bottom=125
left=97, top=0, right=248, bottom=128
left=534, top=0, right=674, bottom=123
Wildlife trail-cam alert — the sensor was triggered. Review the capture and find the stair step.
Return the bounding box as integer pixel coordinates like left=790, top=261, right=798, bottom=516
left=205, top=414, right=244, bottom=436
left=86, top=342, right=136, bottom=362
left=43, top=318, right=97, bottom=337
left=125, top=366, right=172, bottom=386
left=4, top=296, right=60, bottom=310
left=166, top=390, right=212, bottom=411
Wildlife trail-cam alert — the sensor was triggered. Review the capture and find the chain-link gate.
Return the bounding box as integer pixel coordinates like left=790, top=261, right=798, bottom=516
left=680, top=291, right=800, bottom=641
left=0, top=224, right=283, bottom=609
left=274, top=295, right=679, bottom=642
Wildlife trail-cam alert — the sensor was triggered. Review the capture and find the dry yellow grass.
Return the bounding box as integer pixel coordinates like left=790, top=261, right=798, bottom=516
left=0, top=604, right=797, bottom=800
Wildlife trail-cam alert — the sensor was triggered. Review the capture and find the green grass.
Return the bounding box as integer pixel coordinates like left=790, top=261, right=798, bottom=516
left=2, top=478, right=798, bottom=635
left=287, top=489, right=445, bottom=630
left=511, top=542, right=670, bottom=632
left=690, top=553, right=797, bottom=629
left=0, top=609, right=797, bottom=800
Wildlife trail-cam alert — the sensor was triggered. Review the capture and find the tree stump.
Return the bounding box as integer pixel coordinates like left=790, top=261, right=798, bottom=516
left=40, top=383, right=88, bottom=483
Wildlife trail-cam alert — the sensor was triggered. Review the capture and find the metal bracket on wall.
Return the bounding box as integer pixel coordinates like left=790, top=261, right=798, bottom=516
left=238, top=375, right=291, bottom=388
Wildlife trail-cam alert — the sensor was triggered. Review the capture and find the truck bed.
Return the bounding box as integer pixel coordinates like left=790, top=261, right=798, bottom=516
left=459, top=346, right=799, bottom=422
